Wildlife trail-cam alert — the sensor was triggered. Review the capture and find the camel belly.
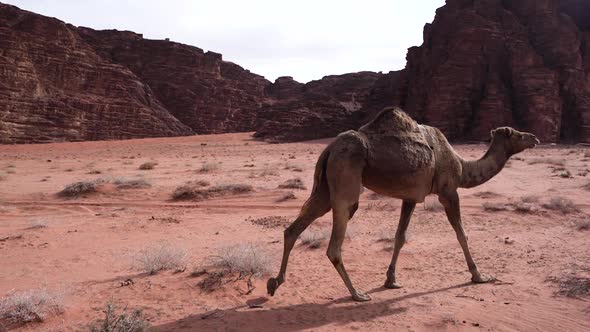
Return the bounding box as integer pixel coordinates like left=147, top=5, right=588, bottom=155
left=361, top=141, right=435, bottom=202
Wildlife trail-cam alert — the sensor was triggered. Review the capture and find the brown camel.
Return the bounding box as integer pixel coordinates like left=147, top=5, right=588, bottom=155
left=267, top=106, right=539, bottom=302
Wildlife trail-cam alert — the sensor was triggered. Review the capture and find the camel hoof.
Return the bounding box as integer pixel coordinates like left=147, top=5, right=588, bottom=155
left=352, top=291, right=372, bottom=302
left=384, top=281, right=403, bottom=289
left=472, top=275, right=496, bottom=284
left=267, top=278, right=279, bottom=296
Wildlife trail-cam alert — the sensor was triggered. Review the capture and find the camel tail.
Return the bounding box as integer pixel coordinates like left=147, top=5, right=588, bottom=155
left=298, top=147, right=331, bottom=217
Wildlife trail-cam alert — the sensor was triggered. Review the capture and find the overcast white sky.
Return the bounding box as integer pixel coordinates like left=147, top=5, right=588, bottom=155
left=5, top=0, right=445, bottom=83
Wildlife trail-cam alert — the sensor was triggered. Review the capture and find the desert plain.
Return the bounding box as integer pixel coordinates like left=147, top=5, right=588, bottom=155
left=0, top=132, right=589, bottom=331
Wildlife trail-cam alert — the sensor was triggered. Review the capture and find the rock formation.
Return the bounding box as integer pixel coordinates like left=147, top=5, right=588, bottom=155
left=254, top=71, right=402, bottom=141
left=77, top=28, right=271, bottom=134
left=0, top=3, right=191, bottom=143
left=1, top=0, right=589, bottom=144
left=397, top=0, right=590, bottom=143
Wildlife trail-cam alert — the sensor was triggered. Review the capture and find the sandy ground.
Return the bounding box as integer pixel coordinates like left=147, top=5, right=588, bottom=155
left=0, top=132, right=589, bottom=331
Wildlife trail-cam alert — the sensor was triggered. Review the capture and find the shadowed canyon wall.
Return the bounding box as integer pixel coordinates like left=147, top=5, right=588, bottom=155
left=1, top=0, right=589, bottom=143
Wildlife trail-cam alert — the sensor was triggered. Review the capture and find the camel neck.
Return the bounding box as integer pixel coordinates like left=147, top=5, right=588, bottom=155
left=459, top=139, right=510, bottom=189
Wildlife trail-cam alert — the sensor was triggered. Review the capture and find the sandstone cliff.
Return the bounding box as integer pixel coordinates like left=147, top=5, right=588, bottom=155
left=0, top=3, right=192, bottom=143
left=254, top=71, right=402, bottom=141
left=398, top=0, right=590, bottom=143
left=77, top=28, right=272, bottom=134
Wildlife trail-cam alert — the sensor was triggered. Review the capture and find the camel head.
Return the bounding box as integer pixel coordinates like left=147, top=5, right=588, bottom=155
left=490, top=127, right=539, bottom=155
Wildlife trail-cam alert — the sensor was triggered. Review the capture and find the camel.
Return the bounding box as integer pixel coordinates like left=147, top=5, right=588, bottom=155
left=267, top=106, right=540, bottom=302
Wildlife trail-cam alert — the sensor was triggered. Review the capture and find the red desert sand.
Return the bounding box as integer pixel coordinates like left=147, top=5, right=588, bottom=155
left=1, top=132, right=589, bottom=331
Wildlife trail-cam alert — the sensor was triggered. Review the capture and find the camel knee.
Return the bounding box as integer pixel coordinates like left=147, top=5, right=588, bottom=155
left=326, top=248, right=342, bottom=266
left=348, top=202, right=359, bottom=219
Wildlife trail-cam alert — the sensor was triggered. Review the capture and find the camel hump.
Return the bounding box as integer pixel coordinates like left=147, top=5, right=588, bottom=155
left=359, top=107, right=424, bottom=142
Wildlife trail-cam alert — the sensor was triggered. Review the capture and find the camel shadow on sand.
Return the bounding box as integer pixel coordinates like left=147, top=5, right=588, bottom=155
left=152, top=282, right=474, bottom=331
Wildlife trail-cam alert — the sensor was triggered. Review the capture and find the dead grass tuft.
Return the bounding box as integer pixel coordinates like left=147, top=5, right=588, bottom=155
left=547, top=272, right=590, bottom=298
left=58, top=180, right=98, bottom=197
left=366, top=201, right=398, bottom=211
left=89, top=302, right=149, bottom=332
left=278, top=178, right=306, bottom=190
left=520, top=195, right=540, bottom=203
left=259, top=167, right=278, bottom=177
left=277, top=191, right=296, bottom=202
left=527, top=158, right=565, bottom=166
left=542, top=196, right=578, bottom=213
left=172, top=183, right=252, bottom=201
left=113, top=177, right=151, bottom=189
left=198, top=162, right=218, bottom=173
left=482, top=202, right=509, bottom=211
left=134, top=244, right=187, bottom=275
left=472, top=191, right=502, bottom=199
left=138, top=162, right=157, bottom=170
left=300, top=229, right=330, bottom=249
left=575, top=220, right=590, bottom=231
left=0, top=287, right=64, bottom=324
left=27, top=219, right=48, bottom=229
left=424, top=196, right=444, bottom=211
left=246, top=216, right=291, bottom=229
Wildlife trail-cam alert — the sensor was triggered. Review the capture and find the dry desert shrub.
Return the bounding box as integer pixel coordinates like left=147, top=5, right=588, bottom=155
left=520, top=195, right=540, bottom=203
left=575, top=220, right=590, bottom=231
left=482, top=202, right=509, bottom=211
left=277, top=191, right=296, bottom=202
left=547, top=271, right=590, bottom=298
left=134, top=244, right=187, bottom=275
left=472, top=191, right=502, bottom=198
left=300, top=229, right=330, bottom=249
left=89, top=302, right=149, bottom=332
left=27, top=218, right=48, bottom=229
left=424, top=196, right=444, bottom=211
left=138, top=162, right=157, bottom=170
left=278, top=178, right=307, bottom=190
left=246, top=216, right=291, bottom=229
left=513, top=202, right=538, bottom=213
left=583, top=182, right=590, bottom=191
left=527, top=158, right=565, bottom=166
left=113, top=177, right=151, bottom=189
left=209, top=243, right=272, bottom=278
left=0, top=287, right=64, bottom=324
left=284, top=163, right=303, bottom=172
left=172, top=183, right=252, bottom=201
left=366, top=201, right=398, bottom=211
left=542, top=196, right=578, bottom=213
left=259, top=167, right=278, bottom=177
left=198, top=162, right=218, bottom=173
left=58, top=180, right=98, bottom=197
left=87, top=169, right=102, bottom=175
left=375, top=229, right=395, bottom=243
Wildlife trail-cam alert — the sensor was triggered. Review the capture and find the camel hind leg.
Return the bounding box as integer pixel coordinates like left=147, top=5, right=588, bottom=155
left=267, top=187, right=330, bottom=296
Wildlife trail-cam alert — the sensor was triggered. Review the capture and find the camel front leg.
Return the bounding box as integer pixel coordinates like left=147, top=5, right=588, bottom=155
left=439, top=191, right=494, bottom=283
left=384, top=200, right=416, bottom=289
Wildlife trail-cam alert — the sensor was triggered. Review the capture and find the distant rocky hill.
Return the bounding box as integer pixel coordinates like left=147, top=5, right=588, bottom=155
left=0, top=0, right=589, bottom=144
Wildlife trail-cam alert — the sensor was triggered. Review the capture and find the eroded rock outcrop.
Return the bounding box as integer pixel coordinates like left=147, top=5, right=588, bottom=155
left=254, top=71, right=402, bottom=141
left=77, top=28, right=272, bottom=134
left=0, top=3, right=192, bottom=143
left=398, top=0, right=590, bottom=143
